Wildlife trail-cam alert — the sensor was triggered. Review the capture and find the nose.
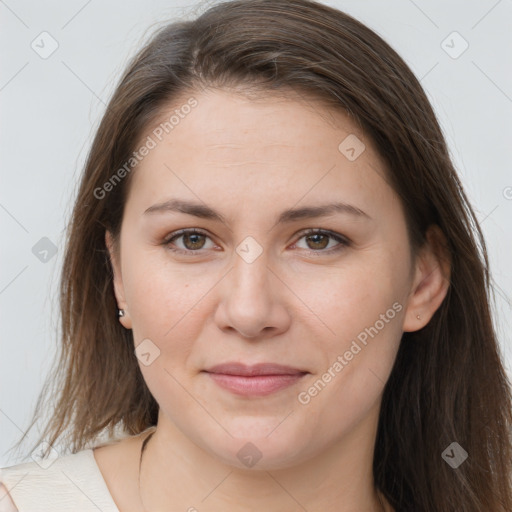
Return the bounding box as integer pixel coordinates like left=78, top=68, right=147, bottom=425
left=213, top=248, right=291, bottom=340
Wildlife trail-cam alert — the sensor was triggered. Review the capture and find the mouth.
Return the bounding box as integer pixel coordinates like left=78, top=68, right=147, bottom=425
left=202, top=362, right=309, bottom=396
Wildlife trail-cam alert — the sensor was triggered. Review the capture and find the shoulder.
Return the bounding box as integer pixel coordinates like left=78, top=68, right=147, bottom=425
left=0, top=449, right=119, bottom=511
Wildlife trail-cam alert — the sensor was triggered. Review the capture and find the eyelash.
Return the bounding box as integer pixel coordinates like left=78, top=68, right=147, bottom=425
left=162, top=228, right=350, bottom=256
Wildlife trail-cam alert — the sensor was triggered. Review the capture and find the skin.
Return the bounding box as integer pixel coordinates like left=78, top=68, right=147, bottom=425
left=0, top=484, right=18, bottom=511
left=94, top=88, right=450, bottom=512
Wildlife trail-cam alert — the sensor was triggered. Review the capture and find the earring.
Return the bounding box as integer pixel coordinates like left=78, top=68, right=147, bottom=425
left=118, top=309, right=125, bottom=317
left=416, top=314, right=421, bottom=320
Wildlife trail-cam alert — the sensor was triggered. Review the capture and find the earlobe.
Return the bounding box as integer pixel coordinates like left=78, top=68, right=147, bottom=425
left=105, top=230, right=132, bottom=330
left=403, top=225, right=451, bottom=332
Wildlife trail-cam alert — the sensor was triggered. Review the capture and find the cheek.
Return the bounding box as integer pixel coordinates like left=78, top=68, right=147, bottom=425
left=294, top=249, right=407, bottom=415
left=123, top=244, right=213, bottom=317
left=308, top=250, right=406, bottom=345
left=296, top=314, right=403, bottom=448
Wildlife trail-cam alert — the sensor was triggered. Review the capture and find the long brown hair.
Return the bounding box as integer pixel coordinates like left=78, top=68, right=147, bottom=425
left=9, top=1, right=511, bottom=510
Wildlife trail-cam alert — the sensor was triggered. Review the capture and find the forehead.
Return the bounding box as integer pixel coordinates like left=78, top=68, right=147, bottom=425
left=161, top=87, right=356, bottom=145
left=124, top=88, right=392, bottom=219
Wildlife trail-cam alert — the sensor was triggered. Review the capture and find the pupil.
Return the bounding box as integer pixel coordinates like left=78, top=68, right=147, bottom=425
left=185, top=233, right=204, bottom=249
left=308, top=234, right=328, bottom=249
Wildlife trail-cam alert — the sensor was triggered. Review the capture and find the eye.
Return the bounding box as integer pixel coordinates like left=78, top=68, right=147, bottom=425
left=163, top=228, right=350, bottom=256
left=293, top=229, right=349, bottom=254
left=163, top=229, right=216, bottom=255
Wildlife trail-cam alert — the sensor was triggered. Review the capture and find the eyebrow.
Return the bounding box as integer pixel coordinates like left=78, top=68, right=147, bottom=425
left=143, top=198, right=371, bottom=223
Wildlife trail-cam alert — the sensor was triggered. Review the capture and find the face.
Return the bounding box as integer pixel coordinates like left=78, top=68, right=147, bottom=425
left=106, top=88, right=435, bottom=470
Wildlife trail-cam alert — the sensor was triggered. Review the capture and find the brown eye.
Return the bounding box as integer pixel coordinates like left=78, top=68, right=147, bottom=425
left=294, top=229, right=349, bottom=254
left=164, top=228, right=349, bottom=256
left=164, top=229, right=214, bottom=254
left=305, top=233, right=330, bottom=250
left=181, top=232, right=207, bottom=250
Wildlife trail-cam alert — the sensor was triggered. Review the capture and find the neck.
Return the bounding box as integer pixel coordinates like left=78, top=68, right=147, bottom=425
left=138, top=406, right=389, bottom=511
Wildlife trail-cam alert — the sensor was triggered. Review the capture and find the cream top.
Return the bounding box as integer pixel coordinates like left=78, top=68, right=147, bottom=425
left=0, top=449, right=119, bottom=511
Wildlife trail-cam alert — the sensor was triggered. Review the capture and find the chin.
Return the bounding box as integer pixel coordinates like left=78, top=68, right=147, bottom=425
left=200, top=423, right=315, bottom=471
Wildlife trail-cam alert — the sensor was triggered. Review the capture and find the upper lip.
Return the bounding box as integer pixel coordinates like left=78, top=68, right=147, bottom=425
left=204, top=362, right=308, bottom=376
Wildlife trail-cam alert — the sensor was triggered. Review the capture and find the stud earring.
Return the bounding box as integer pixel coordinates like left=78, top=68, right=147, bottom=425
left=416, top=314, right=421, bottom=320
left=118, top=309, right=125, bottom=317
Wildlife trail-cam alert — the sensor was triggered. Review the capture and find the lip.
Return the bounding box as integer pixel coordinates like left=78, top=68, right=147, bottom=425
left=203, top=362, right=308, bottom=396
left=204, top=362, right=307, bottom=376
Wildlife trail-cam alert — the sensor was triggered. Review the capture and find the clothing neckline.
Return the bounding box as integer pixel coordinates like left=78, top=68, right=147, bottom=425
left=1, top=448, right=121, bottom=512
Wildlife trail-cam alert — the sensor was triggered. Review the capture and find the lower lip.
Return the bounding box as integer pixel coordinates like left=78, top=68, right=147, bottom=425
left=205, top=372, right=307, bottom=396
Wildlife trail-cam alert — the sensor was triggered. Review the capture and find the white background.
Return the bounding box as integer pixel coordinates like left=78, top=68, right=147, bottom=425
left=1, top=0, right=511, bottom=466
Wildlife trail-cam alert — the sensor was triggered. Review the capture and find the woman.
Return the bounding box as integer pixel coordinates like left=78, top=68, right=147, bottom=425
left=1, top=0, right=511, bottom=510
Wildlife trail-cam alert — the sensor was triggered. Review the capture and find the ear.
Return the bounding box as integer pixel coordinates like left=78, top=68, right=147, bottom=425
left=105, top=230, right=132, bottom=330
left=403, top=224, right=451, bottom=332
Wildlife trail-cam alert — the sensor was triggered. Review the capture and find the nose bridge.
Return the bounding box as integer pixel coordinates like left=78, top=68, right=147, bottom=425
left=214, top=234, right=290, bottom=338
left=230, top=236, right=272, bottom=304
